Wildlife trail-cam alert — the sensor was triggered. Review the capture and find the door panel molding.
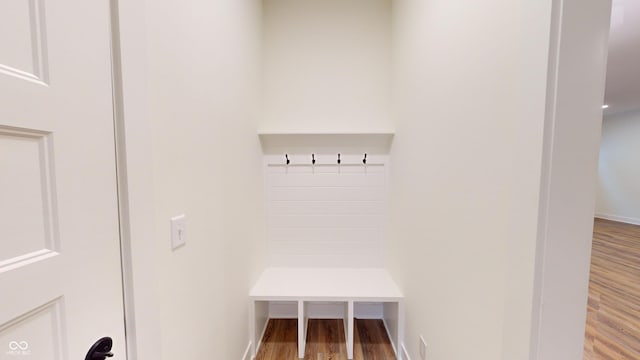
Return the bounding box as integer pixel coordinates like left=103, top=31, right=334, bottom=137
left=0, top=0, right=49, bottom=85
left=0, top=297, right=67, bottom=360
left=0, top=125, right=59, bottom=273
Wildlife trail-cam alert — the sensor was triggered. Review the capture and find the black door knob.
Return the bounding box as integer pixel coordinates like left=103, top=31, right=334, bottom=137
left=85, top=337, right=114, bottom=360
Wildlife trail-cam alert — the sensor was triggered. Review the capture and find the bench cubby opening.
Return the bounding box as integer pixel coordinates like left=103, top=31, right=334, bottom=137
left=250, top=268, right=404, bottom=359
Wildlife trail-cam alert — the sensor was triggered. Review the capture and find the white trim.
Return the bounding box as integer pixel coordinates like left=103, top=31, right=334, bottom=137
left=401, top=343, right=411, bottom=360
left=595, top=213, right=640, bottom=226
left=254, top=317, right=270, bottom=356
left=382, top=318, right=398, bottom=358
left=108, top=1, right=134, bottom=358
left=110, top=0, right=161, bottom=359
left=529, top=0, right=562, bottom=354
left=299, top=300, right=307, bottom=358
left=530, top=0, right=612, bottom=358
left=241, top=342, right=252, bottom=360
left=347, top=301, right=354, bottom=359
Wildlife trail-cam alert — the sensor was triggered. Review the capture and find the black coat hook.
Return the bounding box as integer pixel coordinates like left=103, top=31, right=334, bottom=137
left=285, top=154, right=290, bottom=165
left=337, top=153, right=341, bottom=165
left=363, top=153, right=367, bottom=165
left=312, top=154, right=316, bottom=165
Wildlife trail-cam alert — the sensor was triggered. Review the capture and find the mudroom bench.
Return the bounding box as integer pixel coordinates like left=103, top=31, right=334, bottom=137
left=249, top=267, right=404, bottom=360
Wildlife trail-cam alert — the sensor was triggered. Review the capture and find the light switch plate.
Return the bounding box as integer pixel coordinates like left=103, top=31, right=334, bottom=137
left=171, top=214, right=187, bottom=250
left=419, top=335, right=427, bottom=359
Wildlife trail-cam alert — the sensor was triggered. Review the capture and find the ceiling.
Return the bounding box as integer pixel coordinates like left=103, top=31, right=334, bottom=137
left=603, top=0, right=640, bottom=115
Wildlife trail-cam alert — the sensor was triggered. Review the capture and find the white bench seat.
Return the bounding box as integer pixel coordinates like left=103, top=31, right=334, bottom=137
left=249, top=267, right=404, bottom=359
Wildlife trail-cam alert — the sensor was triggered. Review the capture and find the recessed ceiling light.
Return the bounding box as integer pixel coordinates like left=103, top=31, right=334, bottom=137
left=602, top=105, right=609, bottom=109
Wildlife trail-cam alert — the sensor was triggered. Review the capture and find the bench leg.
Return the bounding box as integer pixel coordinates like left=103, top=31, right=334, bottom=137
left=298, top=300, right=306, bottom=359
left=347, top=301, right=354, bottom=359
left=398, top=301, right=405, bottom=360
left=249, top=300, right=256, bottom=358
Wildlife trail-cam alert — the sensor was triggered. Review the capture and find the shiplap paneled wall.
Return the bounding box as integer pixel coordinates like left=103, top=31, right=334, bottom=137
left=265, top=154, right=388, bottom=267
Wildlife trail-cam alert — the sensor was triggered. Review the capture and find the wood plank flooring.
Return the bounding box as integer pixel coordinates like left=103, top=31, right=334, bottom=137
left=257, top=318, right=299, bottom=360
left=255, top=318, right=396, bottom=360
left=304, top=319, right=348, bottom=360
left=584, top=218, right=640, bottom=360
left=354, top=318, right=397, bottom=360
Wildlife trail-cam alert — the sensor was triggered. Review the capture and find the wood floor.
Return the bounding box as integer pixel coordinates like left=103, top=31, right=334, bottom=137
left=584, top=218, right=640, bottom=360
left=255, top=319, right=396, bottom=360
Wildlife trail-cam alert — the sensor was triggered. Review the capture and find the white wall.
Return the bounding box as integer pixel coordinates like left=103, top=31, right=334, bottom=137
left=144, top=1, right=265, bottom=359
left=261, top=0, right=393, bottom=133
left=390, top=1, right=518, bottom=358
left=501, top=1, right=553, bottom=358
left=118, top=0, right=611, bottom=359
left=390, top=0, right=611, bottom=359
left=595, top=110, right=640, bottom=225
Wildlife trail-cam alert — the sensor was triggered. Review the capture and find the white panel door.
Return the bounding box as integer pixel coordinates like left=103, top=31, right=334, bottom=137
left=0, top=0, right=126, bottom=359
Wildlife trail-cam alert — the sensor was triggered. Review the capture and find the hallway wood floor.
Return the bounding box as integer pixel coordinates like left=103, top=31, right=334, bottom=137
left=255, top=318, right=396, bottom=360
left=584, top=218, right=640, bottom=360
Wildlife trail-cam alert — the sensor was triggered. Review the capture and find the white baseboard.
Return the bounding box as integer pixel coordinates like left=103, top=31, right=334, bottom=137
left=595, top=213, right=640, bottom=226
left=242, top=341, right=252, bottom=360
left=382, top=318, right=398, bottom=357
left=254, top=318, right=270, bottom=356
left=401, top=343, right=411, bottom=360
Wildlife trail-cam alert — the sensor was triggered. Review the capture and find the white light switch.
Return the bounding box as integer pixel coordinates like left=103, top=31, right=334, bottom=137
left=171, top=214, right=187, bottom=250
